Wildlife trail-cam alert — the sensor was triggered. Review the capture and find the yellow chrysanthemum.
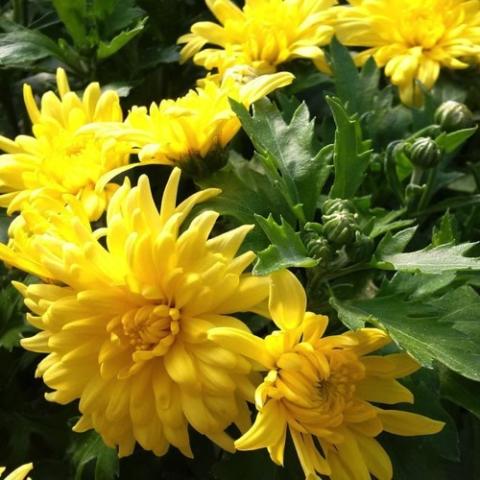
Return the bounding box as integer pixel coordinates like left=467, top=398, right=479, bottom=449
left=88, top=69, right=293, bottom=173
left=12, top=168, right=270, bottom=458
left=209, top=270, right=444, bottom=480
left=0, top=464, right=33, bottom=480
left=178, top=0, right=336, bottom=78
left=0, top=68, right=130, bottom=220
left=335, top=0, right=480, bottom=105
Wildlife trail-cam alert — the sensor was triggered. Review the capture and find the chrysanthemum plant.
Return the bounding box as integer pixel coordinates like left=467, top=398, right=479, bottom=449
left=1, top=1, right=480, bottom=479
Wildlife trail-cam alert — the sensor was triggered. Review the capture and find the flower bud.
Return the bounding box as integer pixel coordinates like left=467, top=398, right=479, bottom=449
left=303, top=230, right=335, bottom=265
left=322, top=210, right=359, bottom=246
left=322, top=198, right=356, bottom=216
left=346, top=232, right=374, bottom=263
left=434, top=101, right=474, bottom=132
left=405, top=137, right=442, bottom=169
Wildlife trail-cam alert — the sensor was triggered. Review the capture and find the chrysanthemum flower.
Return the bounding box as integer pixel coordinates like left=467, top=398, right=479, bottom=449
left=209, top=270, right=444, bottom=480
left=178, top=0, right=337, bottom=77
left=0, top=463, right=33, bottom=480
left=14, top=168, right=270, bottom=457
left=335, top=0, right=480, bottom=105
left=0, top=68, right=130, bottom=220
left=89, top=69, right=293, bottom=173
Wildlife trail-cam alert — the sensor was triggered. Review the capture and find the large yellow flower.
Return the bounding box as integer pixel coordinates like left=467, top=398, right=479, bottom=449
left=0, top=464, right=33, bottom=480
left=0, top=68, right=130, bottom=220
left=335, top=0, right=480, bottom=105
left=13, top=168, right=270, bottom=457
left=89, top=69, right=293, bottom=173
left=178, top=0, right=336, bottom=77
left=209, top=270, right=444, bottom=480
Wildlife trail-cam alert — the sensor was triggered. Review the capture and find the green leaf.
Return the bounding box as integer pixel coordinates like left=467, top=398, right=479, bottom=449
left=230, top=98, right=329, bottom=221
left=253, top=215, right=318, bottom=275
left=331, top=276, right=480, bottom=380
left=375, top=226, right=417, bottom=257
left=327, top=96, right=372, bottom=199
left=197, top=152, right=295, bottom=228
left=328, top=37, right=360, bottom=113
left=72, top=431, right=118, bottom=480
left=97, top=17, right=147, bottom=59
left=433, top=211, right=458, bottom=246
left=0, top=285, right=28, bottom=351
left=0, top=29, right=65, bottom=69
left=435, top=127, right=477, bottom=154
left=375, top=242, right=480, bottom=274
left=441, top=369, right=480, bottom=420
left=52, top=0, right=88, bottom=48
left=369, top=209, right=414, bottom=238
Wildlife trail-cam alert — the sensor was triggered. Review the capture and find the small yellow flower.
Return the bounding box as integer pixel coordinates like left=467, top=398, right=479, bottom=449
left=0, top=68, right=130, bottom=220
left=209, top=270, right=444, bottom=480
left=0, top=464, right=33, bottom=480
left=178, top=0, right=337, bottom=78
left=335, top=0, right=480, bottom=105
left=89, top=69, right=293, bottom=172
left=15, top=168, right=270, bottom=458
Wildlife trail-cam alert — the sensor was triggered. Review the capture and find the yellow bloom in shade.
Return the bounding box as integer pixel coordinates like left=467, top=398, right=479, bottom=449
left=178, top=0, right=337, bottom=77
left=335, top=0, right=480, bottom=105
left=209, top=270, right=445, bottom=480
left=89, top=69, right=293, bottom=173
left=14, top=168, right=270, bottom=458
left=0, top=68, right=130, bottom=220
left=0, top=464, right=33, bottom=480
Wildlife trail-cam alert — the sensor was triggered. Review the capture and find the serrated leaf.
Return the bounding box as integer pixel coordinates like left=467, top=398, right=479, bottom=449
left=331, top=278, right=480, bottom=380
left=72, top=431, right=118, bottom=480
left=253, top=215, right=318, bottom=275
left=375, top=242, right=480, bottom=274
left=369, top=209, right=414, bottom=238
left=230, top=98, right=329, bottom=221
left=97, top=17, right=146, bottom=59
left=327, top=96, right=371, bottom=199
left=435, top=127, right=477, bottom=154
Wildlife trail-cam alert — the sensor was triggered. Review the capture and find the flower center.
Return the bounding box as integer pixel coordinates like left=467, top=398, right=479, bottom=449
left=121, top=304, right=181, bottom=354
left=271, top=348, right=365, bottom=430
left=402, top=6, right=446, bottom=48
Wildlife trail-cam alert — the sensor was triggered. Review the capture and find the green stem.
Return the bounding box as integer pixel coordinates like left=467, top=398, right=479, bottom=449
left=416, top=166, right=437, bottom=211
left=410, top=166, right=424, bottom=186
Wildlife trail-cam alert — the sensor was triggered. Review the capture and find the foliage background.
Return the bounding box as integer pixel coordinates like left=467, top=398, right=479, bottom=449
left=0, top=0, right=480, bottom=479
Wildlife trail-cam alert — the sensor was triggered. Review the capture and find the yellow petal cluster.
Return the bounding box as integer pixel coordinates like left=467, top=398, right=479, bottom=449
left=178, top=0, right=337, bottom=78
left=89, top=68, right=293, bottom=170
left=14, top=168, right=270, bottom=457
left=0, top=464, right=33, bottom=480
left=335, top=0, right=480, bottom=105
left=0, top=68, right=130, bottom=220
left=209, top=270, right=445, bottom=480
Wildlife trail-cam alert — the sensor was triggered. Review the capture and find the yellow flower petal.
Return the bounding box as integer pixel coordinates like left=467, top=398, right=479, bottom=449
left=378, top=409, right=445, bottom=436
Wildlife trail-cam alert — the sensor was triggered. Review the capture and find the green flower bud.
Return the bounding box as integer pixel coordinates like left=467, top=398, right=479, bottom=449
left=322, top=210, right=359, bottom=246
left=405, top=137, right=442, bottom=169
left=303, top=232, right=335, bottom=265
left=434, top=100, right=474, bottom=132
left=322, top=198, right=356, bottom=216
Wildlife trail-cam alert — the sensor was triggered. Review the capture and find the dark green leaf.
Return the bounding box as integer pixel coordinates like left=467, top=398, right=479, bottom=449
left=0, top=29, right=65, bottom=68
left=72, top=431, right=119, bottom=480
left=375, top=226, right=417, bottom=257
left=52, top=0, right=89, bottom=48
left=254, top=215, right=318, bottom=275
left=230, top=98, right=328, bottom=221
left=327, top=96, right=371, bottom=199
left=331, top=277, right=480, bottom=380
left=441, top=369, right=480, bottom=420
